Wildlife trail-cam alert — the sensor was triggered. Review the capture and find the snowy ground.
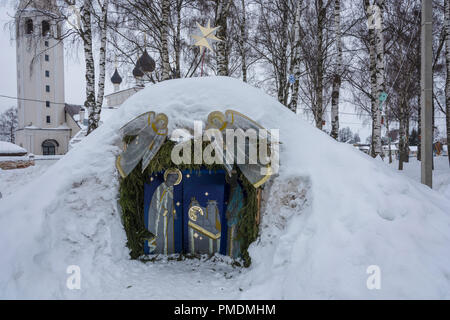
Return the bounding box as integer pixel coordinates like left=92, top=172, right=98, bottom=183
left=1, top=77, right=450, bottom=300
left=0, top=160, right=57, bottom=199
left=1, top=152, right=449, bottom=299
left=385, top=157, right=450, bottom=198
left=0, top=159, right=244, bottom=300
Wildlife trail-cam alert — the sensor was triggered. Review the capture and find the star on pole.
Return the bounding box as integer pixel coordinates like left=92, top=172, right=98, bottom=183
left=192, top=20, right=221, bottom=53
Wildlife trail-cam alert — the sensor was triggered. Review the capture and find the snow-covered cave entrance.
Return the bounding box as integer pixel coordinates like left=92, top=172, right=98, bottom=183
left=116, top=109, right=279, bottom=266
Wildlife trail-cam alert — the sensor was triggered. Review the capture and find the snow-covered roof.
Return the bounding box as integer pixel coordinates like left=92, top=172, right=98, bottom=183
left=382, top=144, right=398, bottom=151
left=23, top=125, right=71, bottom=131
left=1, top=77, right=450, bottom=299
left=105, top=87, right=142, bottom=98
left=100, top=107, right=120, bottom=123
left=0, top=141, right=27, bottom=155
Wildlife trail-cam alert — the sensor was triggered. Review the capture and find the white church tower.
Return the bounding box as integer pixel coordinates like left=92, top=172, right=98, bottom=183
left=15, top=0, right=80, bottom=155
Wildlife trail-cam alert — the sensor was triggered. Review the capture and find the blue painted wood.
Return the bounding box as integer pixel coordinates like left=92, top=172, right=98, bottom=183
left=144, top=168, right=231, bottom=256
left=182, top=169, right=228, bottom=255
left=173, top=180, right=183, bottom=253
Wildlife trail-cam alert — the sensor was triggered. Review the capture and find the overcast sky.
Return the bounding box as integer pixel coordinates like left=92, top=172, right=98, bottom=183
left=0, top=0, right=117, bottom=116
left=0, top=0, right=21, bottom=114
left=7, top=0, right=442, bottom=143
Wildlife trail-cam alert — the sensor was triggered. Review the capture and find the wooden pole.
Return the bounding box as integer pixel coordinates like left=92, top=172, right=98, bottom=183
left=200, top=49, right=206, bottom=76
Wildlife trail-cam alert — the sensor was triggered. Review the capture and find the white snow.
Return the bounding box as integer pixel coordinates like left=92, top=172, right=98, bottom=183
left=0, top=141, right=27, bottom=155
left=0, top=160, right=56, bottom=199
left=100, top=107, right=120, bottom=124
left=1, top=77, right=450, bottom=299
left=386, top=157, right=450, bottom=199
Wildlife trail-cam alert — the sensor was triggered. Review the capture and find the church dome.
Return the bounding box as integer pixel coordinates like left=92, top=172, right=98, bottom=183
left=111, top=68, right=123, bottom=85
left=132, top=60, right=144, bottom=78
left=137, top=49, right=155, bottom=74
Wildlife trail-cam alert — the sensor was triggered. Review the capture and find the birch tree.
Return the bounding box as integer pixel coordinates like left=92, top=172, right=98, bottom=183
left=76, top=0, right=110, bottom=134
left=315, top=0, right=325, bottom=129
left=237, top=0, right=248, bottom=82
left=172, top=0, right=183, bottom=79
left=161, top=0, right=171, bottom=80
left=303, top=0, right=329, bottom=129
left=373, top=0, right=385, bottom=158
left=288, top=0, right=303, bottom=113
left=446, top=0, right=450, bottom=167
left=330, top=0, right=342, bottom=140
left=95, top=0, right=109, bottom=118
left=380, top=1, right=420, bottom=169
left=298, top=0, right=334, bottom=129
left=215, top=0, right=233, bottom=76
left=252, top=0, right=291, bottom=105
left=364, top=0, right=383, bottom=158
left=0, top=107, right=18, bottom=143
left=278, top=0, right=289, bottom=105
left=80, top=1, right=97, bottom=134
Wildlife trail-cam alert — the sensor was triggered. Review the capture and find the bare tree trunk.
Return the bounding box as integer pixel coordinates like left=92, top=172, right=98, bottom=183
left=418, top=95, right=422, bottom=161
left=386, top=112, right=392, bottom=163
left=399, top=119, right=405, bottom=170
left=446, top=0, right=450, bottom=166
left=433, top=98, right=435, bottom=170
left=161, top=0, right=171, bottom=80
left=405, top=114, right=410, bottom=163
left=174, top=0, right=182, bottom=78
left=239, top=0, right=247, bottom=82
left=398, top=100, right=408, bottom=170
left=365, top=0, right=382, bottom=158
left=315, top=0, right=325, bottom=130
left=95, top=0, right=109, bottom=124
left=372, top=0, right=385, bottom=158
left=289, top=0, right=303, bottom=113
left=82, top=1, right=97, bottom=135
left=216, top=0, right=233, bottom=76
left=277, top=0, right=289, bottom=105
left=331, top=0, right=342, bottom=140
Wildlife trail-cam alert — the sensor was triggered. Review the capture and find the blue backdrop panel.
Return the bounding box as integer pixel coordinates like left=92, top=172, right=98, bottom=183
left=144, top=168, right=230, bottom=256
left=173, top=179, right=183, bottom=253
left=144, top=172, right=183, bottom=254
left=182, top=169, right=228, bottom=255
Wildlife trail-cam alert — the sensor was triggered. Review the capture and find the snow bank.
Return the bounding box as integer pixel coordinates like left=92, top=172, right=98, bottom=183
left=0, top=141, right=27, bottom=155
left=1, top=77, right=450, bottom=299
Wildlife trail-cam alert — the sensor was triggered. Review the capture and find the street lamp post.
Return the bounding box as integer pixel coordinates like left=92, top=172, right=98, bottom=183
left=421, top=0, right=433, bottom=188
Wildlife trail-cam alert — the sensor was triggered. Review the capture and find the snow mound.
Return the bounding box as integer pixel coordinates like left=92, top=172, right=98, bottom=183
left=1, top=77, right=450, bottom=299
left=0, top=141, right=27, bottom=155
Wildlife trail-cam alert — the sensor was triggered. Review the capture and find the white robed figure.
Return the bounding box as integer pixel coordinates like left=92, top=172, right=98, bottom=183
left=188, top=198, right=222, bottom=255
left=147, top=169, right=181, bottom=254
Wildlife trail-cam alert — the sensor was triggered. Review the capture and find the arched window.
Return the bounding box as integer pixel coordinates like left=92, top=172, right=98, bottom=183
left=25, top=19, right=33, bottom=35
left=42, top=20, right=50, bottom=37
left=42, top=140, right=58, bottom=156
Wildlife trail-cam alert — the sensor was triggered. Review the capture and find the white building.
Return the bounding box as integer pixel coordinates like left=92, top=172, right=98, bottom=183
left=14, top=0, right=81, bottom=155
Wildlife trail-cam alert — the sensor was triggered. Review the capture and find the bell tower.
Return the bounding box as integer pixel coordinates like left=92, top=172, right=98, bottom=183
left=15, top=0, right=71, bottom=155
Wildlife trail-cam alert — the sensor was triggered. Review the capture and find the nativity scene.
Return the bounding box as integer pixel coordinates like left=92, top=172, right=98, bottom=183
left=117, top=110, right=275, bottom=266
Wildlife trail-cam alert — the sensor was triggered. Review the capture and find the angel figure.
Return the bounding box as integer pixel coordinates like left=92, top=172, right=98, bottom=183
left=147, top=169, right=182, bottom=254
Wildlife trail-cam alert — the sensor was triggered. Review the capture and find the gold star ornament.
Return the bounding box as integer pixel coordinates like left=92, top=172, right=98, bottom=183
left=192, top=20, right=221, bottom=52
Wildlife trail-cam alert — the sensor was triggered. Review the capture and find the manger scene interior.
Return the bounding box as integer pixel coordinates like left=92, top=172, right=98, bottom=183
left=116, top=109, right=277, bottom=266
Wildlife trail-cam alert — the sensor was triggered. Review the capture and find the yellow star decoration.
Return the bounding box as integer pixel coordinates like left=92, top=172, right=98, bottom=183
left=192, top=20, right=221, bottom=52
